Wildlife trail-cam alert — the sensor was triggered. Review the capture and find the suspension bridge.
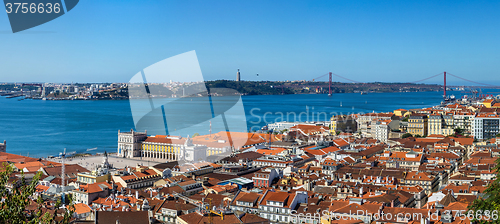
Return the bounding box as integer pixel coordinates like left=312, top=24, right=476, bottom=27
left=275, top=71, right=499, bottom=100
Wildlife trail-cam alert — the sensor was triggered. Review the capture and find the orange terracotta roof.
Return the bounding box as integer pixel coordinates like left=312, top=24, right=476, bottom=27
left=256, top=148, right=287, bottom=155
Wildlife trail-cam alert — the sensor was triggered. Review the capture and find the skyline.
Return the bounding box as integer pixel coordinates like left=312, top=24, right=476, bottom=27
left=1, top=1, right=500, bottom=85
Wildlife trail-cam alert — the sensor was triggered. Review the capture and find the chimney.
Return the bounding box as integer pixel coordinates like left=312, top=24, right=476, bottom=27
left=135, top=190, right=139, bottom=199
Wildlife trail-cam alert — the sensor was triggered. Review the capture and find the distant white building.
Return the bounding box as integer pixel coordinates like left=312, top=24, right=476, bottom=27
left=0, top=140, right=5, bottom=152
left=268, top=122, right=303, bottom=131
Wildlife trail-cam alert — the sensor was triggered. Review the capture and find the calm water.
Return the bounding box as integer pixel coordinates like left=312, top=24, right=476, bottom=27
left=0, top=90, right=474, bottom=157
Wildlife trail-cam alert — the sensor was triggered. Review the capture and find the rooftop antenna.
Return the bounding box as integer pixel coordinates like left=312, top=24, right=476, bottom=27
left=209, top=121, right=212, bottom=137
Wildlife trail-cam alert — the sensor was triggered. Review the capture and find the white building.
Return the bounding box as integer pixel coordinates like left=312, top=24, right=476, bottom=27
left=472, top=113, right=500, bottom=140
left=0, top=140, right=5, bottom=152
left=373, top=121, right=390, bottom=142
left=117, top=129, right=147, bottom=158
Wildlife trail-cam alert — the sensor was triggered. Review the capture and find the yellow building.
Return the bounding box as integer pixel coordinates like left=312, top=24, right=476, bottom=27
left=142, top=139, right=182, bottom=160
left=77, top=172, right=110, bottom=184
left=330, top=116, right=337, bottom=134
left=483, top=99, right=495, bottom=108
left=408, top=114, right=428, bottom=136
left=330, top=115, right=357, bottom=134
left=394, top=109, right=409, bottom=117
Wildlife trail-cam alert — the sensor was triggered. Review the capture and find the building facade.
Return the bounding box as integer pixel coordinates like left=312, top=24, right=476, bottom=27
left=373, top=121, right=390, bottom=142
left=472, top=113, right=500, bottom=140
left=331, top=115, right=358, bottom=134
left=408, top=114, right=428, bottom=137
left=141, top=136, right=184, bottom=160
left=0, top=140, right=5, bottom=152
left=117, top=129, right=147, bottom=158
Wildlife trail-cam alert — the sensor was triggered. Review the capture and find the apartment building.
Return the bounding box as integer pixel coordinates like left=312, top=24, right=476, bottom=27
left=472, top=113, right=500, bottom=140
left=258, top=191, right=307, bottom=223
left=230, top=191, right=262, bottom=214
left=408, top=114, right=428, bottom=136
left=402, top=171, right=439, bottom=194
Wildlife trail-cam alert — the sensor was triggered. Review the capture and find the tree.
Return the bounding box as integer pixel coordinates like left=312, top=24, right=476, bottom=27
left=468, top=157, right=500, bottom=224
left=402, top=133, right=413, bottom=138
left=0, top=163, right=74, bottom=224
left=496, top=133, right=500, bottom=138
left=454, top=127, right=465, bottom=136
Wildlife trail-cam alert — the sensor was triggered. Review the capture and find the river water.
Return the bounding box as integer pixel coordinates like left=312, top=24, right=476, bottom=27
left=0, top=90, right=478, bottom=157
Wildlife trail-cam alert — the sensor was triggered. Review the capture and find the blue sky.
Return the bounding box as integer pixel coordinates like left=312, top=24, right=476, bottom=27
left=0, top=0, right=499, bottom=85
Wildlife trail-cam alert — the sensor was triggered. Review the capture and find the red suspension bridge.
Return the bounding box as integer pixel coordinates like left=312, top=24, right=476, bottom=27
left=302, top=71, right=499, bottom=100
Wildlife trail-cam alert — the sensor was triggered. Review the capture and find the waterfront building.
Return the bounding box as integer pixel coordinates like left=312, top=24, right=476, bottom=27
left=289, top=124, right=329, bottom=138
left=141, top=135, right=184, bottom=160
left=0, top=140, right=5, bottom=152
left=129, top=131, right=279, bottom=161
left=408, top=114, right=428, bottom=136
left=472, top=113, right=500, bottom=140
left=268, top=121, right=307, bottom=132
left=117, top=129, right=148, bottom=158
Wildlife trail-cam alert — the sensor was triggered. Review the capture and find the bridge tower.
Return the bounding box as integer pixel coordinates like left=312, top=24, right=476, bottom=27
left=328, top=72, right=332, bottom=96
left=443, top=71, right=447, bottom=100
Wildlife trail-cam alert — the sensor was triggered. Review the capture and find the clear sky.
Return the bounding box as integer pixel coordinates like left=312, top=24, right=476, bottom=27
left=0, top=0, right=499, bottom=85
